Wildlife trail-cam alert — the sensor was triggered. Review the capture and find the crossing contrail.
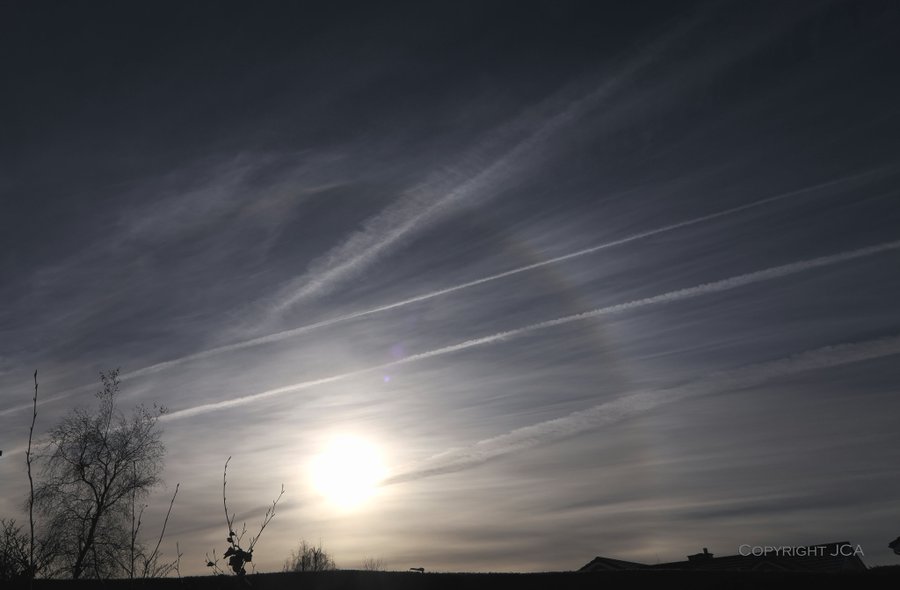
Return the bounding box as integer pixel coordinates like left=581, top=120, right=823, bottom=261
left=88, top=170, right=900, bottom=380
left=160, top=238, right=900, bottom=421
left=267, top=14, right=710, bottom=315
left=264, top=2, right=831, bottom=316
left=383, top=333, right=900, bottom=484
left=2, top=168, right=892, bottom=420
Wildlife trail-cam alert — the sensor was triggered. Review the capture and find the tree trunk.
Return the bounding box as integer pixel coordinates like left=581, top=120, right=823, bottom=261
left=72, top=508, right=103, bottom=579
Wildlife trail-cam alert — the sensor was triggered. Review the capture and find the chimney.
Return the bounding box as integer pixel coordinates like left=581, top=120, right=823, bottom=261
left=687, top=547, right=714, bottom=561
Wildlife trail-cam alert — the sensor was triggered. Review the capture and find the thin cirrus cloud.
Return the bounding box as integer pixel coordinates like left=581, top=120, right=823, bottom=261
left=0, top=3, right=823, bottom=418
left=129, top=165, right=895, bottom=365
left=263, top=14, right=712, bottom=316
left=0, top=153, right=341, bottom=375
left=3, top=0, right=900, bottom=575
left=262, top=2, right=826, bottom=320
left=158, top=238, right=900, bottom=422
left=2, top=164, right=885, bottom=420
left=384, top=333, right=900, bottom=484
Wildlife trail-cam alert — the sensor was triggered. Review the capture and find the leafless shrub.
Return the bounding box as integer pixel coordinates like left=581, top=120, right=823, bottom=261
left=362, top=557, right=386, bottom=571
left=283, top=539, right=337, bottom=572
left=206, top=457, right=284, bottom=576
left=0, top=519, right=28, bottom=581
left=0, top=518, right=64, bottom=581
left=121, top=481, right=180, bottom=578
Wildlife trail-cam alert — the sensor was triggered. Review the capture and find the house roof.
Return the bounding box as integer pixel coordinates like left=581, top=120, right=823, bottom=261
left=579, top=556, right=651, bottom=572
left=580, top=542, right=867, bottom=573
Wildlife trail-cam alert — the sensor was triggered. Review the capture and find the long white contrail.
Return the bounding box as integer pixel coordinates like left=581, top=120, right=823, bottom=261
left=3, top=177, right=891, bottom=420
left=88, top=168, right=899, bottom=382
left=266, top=3, right=835, bottom=316
left=384, top=333, right=900, bottom=484
left=0, top=7, right=854, bottom=420
left=160, top=238, right=900, bottom=421
left=267, top=17, right=706, bottom=314
left=0, top=176, right=867, bottom=420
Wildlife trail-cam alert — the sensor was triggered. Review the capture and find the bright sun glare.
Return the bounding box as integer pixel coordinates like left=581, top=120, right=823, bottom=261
left=310, top=436, right=387, bottom=510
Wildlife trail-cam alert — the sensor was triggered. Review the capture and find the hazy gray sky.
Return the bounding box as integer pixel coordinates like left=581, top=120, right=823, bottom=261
left=2, top=0, right=900, bottom=574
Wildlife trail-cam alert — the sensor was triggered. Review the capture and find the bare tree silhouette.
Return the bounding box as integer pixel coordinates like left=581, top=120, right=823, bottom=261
left=34, top=370, right=166, bottom=579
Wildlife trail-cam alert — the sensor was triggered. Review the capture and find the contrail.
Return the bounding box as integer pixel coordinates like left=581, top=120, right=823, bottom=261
left=265, top=2, right=836, bottom=315
left=383, top=333, right=900, bottom=484
left=266, top=14, right=713, bottom=314
left=76, top=168, right=900, bottom=385
left=3, top=13, right=884, bottom=418
left=268, top=91, right=612, bottom=313
left=160, top=238, right=900, bottom=421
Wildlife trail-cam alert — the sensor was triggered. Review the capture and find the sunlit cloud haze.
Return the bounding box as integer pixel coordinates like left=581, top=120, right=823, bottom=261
left=2, top=0, right=900, bottom=576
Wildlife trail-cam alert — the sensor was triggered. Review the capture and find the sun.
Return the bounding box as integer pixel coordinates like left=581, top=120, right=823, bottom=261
left=309, top=436, right=387, bottom=510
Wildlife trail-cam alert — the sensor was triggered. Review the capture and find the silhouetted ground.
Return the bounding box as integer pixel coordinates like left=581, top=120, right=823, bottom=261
left=7, top=569, right=900, bottom=590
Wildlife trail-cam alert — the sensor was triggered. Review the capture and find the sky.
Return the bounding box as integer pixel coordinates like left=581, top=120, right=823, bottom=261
left=2, top=0, right=900, bottom=575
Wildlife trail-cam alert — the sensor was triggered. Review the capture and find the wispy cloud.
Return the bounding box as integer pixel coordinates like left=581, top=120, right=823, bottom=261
left=385, top=333, right=900, bottom=484
left=264, top=16, right=711, bottom=316
left=6, top=165, right=883, bottom=419
left=0, top=3, right=832, bottom=418
left=5, top=0, right=900, bottom=574
left=0, top=154, right=348, bottom=414
left=158, top=238, right=900, bottom=421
